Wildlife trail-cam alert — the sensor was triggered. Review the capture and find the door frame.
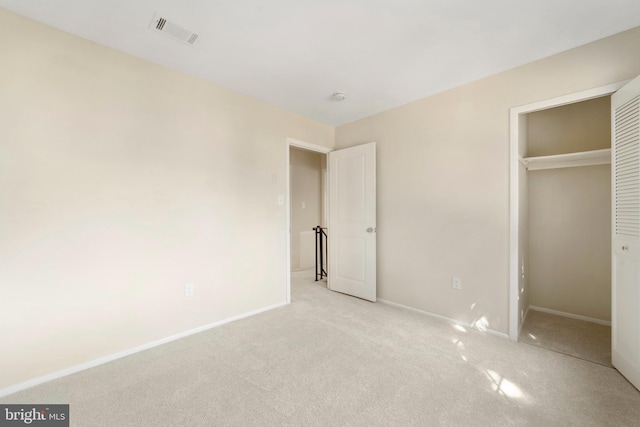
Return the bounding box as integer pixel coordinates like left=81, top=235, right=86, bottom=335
left=285, top=137, right=332, bottom=304
left=508, top=82, right=626, bottom=341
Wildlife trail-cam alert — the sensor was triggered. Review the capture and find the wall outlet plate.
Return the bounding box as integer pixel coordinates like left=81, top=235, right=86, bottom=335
left=452, top=276, right=462, bottom=290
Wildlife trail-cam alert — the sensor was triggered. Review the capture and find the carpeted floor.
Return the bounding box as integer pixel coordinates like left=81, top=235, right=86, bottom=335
left=520, top=309, right=611, bottom=367
left=2, top=270, right=639, bottom=426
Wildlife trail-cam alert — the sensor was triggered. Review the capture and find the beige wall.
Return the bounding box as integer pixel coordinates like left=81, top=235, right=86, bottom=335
left=528, top=166, right=611, bottom=320
left=527, top=97, right=612, bottom=321
left=0, top=9, right=333, bottom=390
left=290, top=148, right=324, bottom=270
left=527, top=96, right=611, bottom=156
left=335, top=26, right=640, bottom=334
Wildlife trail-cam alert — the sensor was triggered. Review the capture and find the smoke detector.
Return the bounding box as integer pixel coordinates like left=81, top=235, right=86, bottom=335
left=149, top=13, right=199, bottom=46
left=332, top=92, right=347, bottom=101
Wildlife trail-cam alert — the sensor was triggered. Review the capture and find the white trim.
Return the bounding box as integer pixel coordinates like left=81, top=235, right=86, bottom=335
left=510, top=82, right=629, bottom=116
left=523, top=148, right=611, bottom=171
left=285, top=138, right=332, bottom=304
left=0, top=302, right=287, bottom=398
left=509, top=81, right=626, bottom=342
left=509, top=105, right=520, bottom=341
left=378, top=298, right=510, bottom=339
left=321, top=168, right=328, bottom=227
left=287, top=137, right=332, bottom=154
left=529, top=305, right=611, bottom=326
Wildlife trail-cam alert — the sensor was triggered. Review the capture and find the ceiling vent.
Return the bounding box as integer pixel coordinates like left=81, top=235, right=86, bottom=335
left=149, top=13, right=199, bottom=46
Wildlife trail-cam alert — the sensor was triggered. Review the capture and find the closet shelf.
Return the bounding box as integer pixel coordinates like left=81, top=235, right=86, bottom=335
left=520, top=148, right=611, bottom=171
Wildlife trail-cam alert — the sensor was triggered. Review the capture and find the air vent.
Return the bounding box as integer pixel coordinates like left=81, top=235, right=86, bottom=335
left=156, top=18, right=167, bottom=31
left=150, top=13, right=199, bottom=46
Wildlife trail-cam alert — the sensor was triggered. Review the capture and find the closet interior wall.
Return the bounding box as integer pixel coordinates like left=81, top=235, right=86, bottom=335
left=526, top=96, right=612, bottom=322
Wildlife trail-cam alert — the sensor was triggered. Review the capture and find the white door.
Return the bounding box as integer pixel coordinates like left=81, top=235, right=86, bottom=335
left=612, top=75, right=640, bottom=390
left=328, top=142, right=376, bottom=301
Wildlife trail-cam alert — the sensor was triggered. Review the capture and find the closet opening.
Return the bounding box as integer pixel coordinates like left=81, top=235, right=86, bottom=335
left=508, top=82, right=626, bottom=365
left=521, top=97, right=611, bottom=365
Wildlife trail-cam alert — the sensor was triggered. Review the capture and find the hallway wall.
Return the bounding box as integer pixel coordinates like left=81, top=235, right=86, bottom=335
left=290, top=148, right=324, bottom=270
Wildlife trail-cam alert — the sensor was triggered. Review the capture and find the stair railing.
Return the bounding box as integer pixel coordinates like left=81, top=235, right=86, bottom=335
left=313, top=226, right=328, bottom=281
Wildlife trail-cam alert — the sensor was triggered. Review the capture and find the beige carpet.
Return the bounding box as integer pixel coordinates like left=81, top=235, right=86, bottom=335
left=2, top=270, right=639, bottom=426
left=520, top=309, right=612, bottom=367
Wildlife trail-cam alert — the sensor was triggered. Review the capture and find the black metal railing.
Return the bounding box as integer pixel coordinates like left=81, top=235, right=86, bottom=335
left=313, top=226, right=328, bottom=281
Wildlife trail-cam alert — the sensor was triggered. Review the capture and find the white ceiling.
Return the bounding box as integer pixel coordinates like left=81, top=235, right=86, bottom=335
left=2, top=1, right=640, bottom=126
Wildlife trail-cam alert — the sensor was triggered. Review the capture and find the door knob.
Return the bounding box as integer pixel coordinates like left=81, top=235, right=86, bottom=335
left=622, top=245, right=629, bottom=251
left=366, top=227, right=376, bottom=233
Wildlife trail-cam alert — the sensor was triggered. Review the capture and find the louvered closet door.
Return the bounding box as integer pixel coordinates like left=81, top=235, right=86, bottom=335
left=612, top=75, right=640, bottom=391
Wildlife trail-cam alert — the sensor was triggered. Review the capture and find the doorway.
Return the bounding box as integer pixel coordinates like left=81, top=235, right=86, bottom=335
left=285, top=138, right=331, bottom=304
left=520, top=97, right=612, bottom=365
left=509, top=83, right=623, bottom=341
left=285, top=138, right=378, bottom=304
left=289, top=146, right=326, bottom=272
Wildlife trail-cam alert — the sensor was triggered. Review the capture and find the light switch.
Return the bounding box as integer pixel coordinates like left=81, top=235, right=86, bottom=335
left=302, top=202, right=306, bottom=209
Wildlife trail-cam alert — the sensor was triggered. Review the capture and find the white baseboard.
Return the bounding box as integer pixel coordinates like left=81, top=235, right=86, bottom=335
left=377, top=298, right=509, bottom=339
left=0, top=301, right=288, bottom=398
left=529, top=305, right=611, bottom=326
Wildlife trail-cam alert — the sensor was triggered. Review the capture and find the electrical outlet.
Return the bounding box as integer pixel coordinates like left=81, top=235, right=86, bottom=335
left=452, top=276, right=462, bottom=290
left=185, top=284, right=194, bottom=297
